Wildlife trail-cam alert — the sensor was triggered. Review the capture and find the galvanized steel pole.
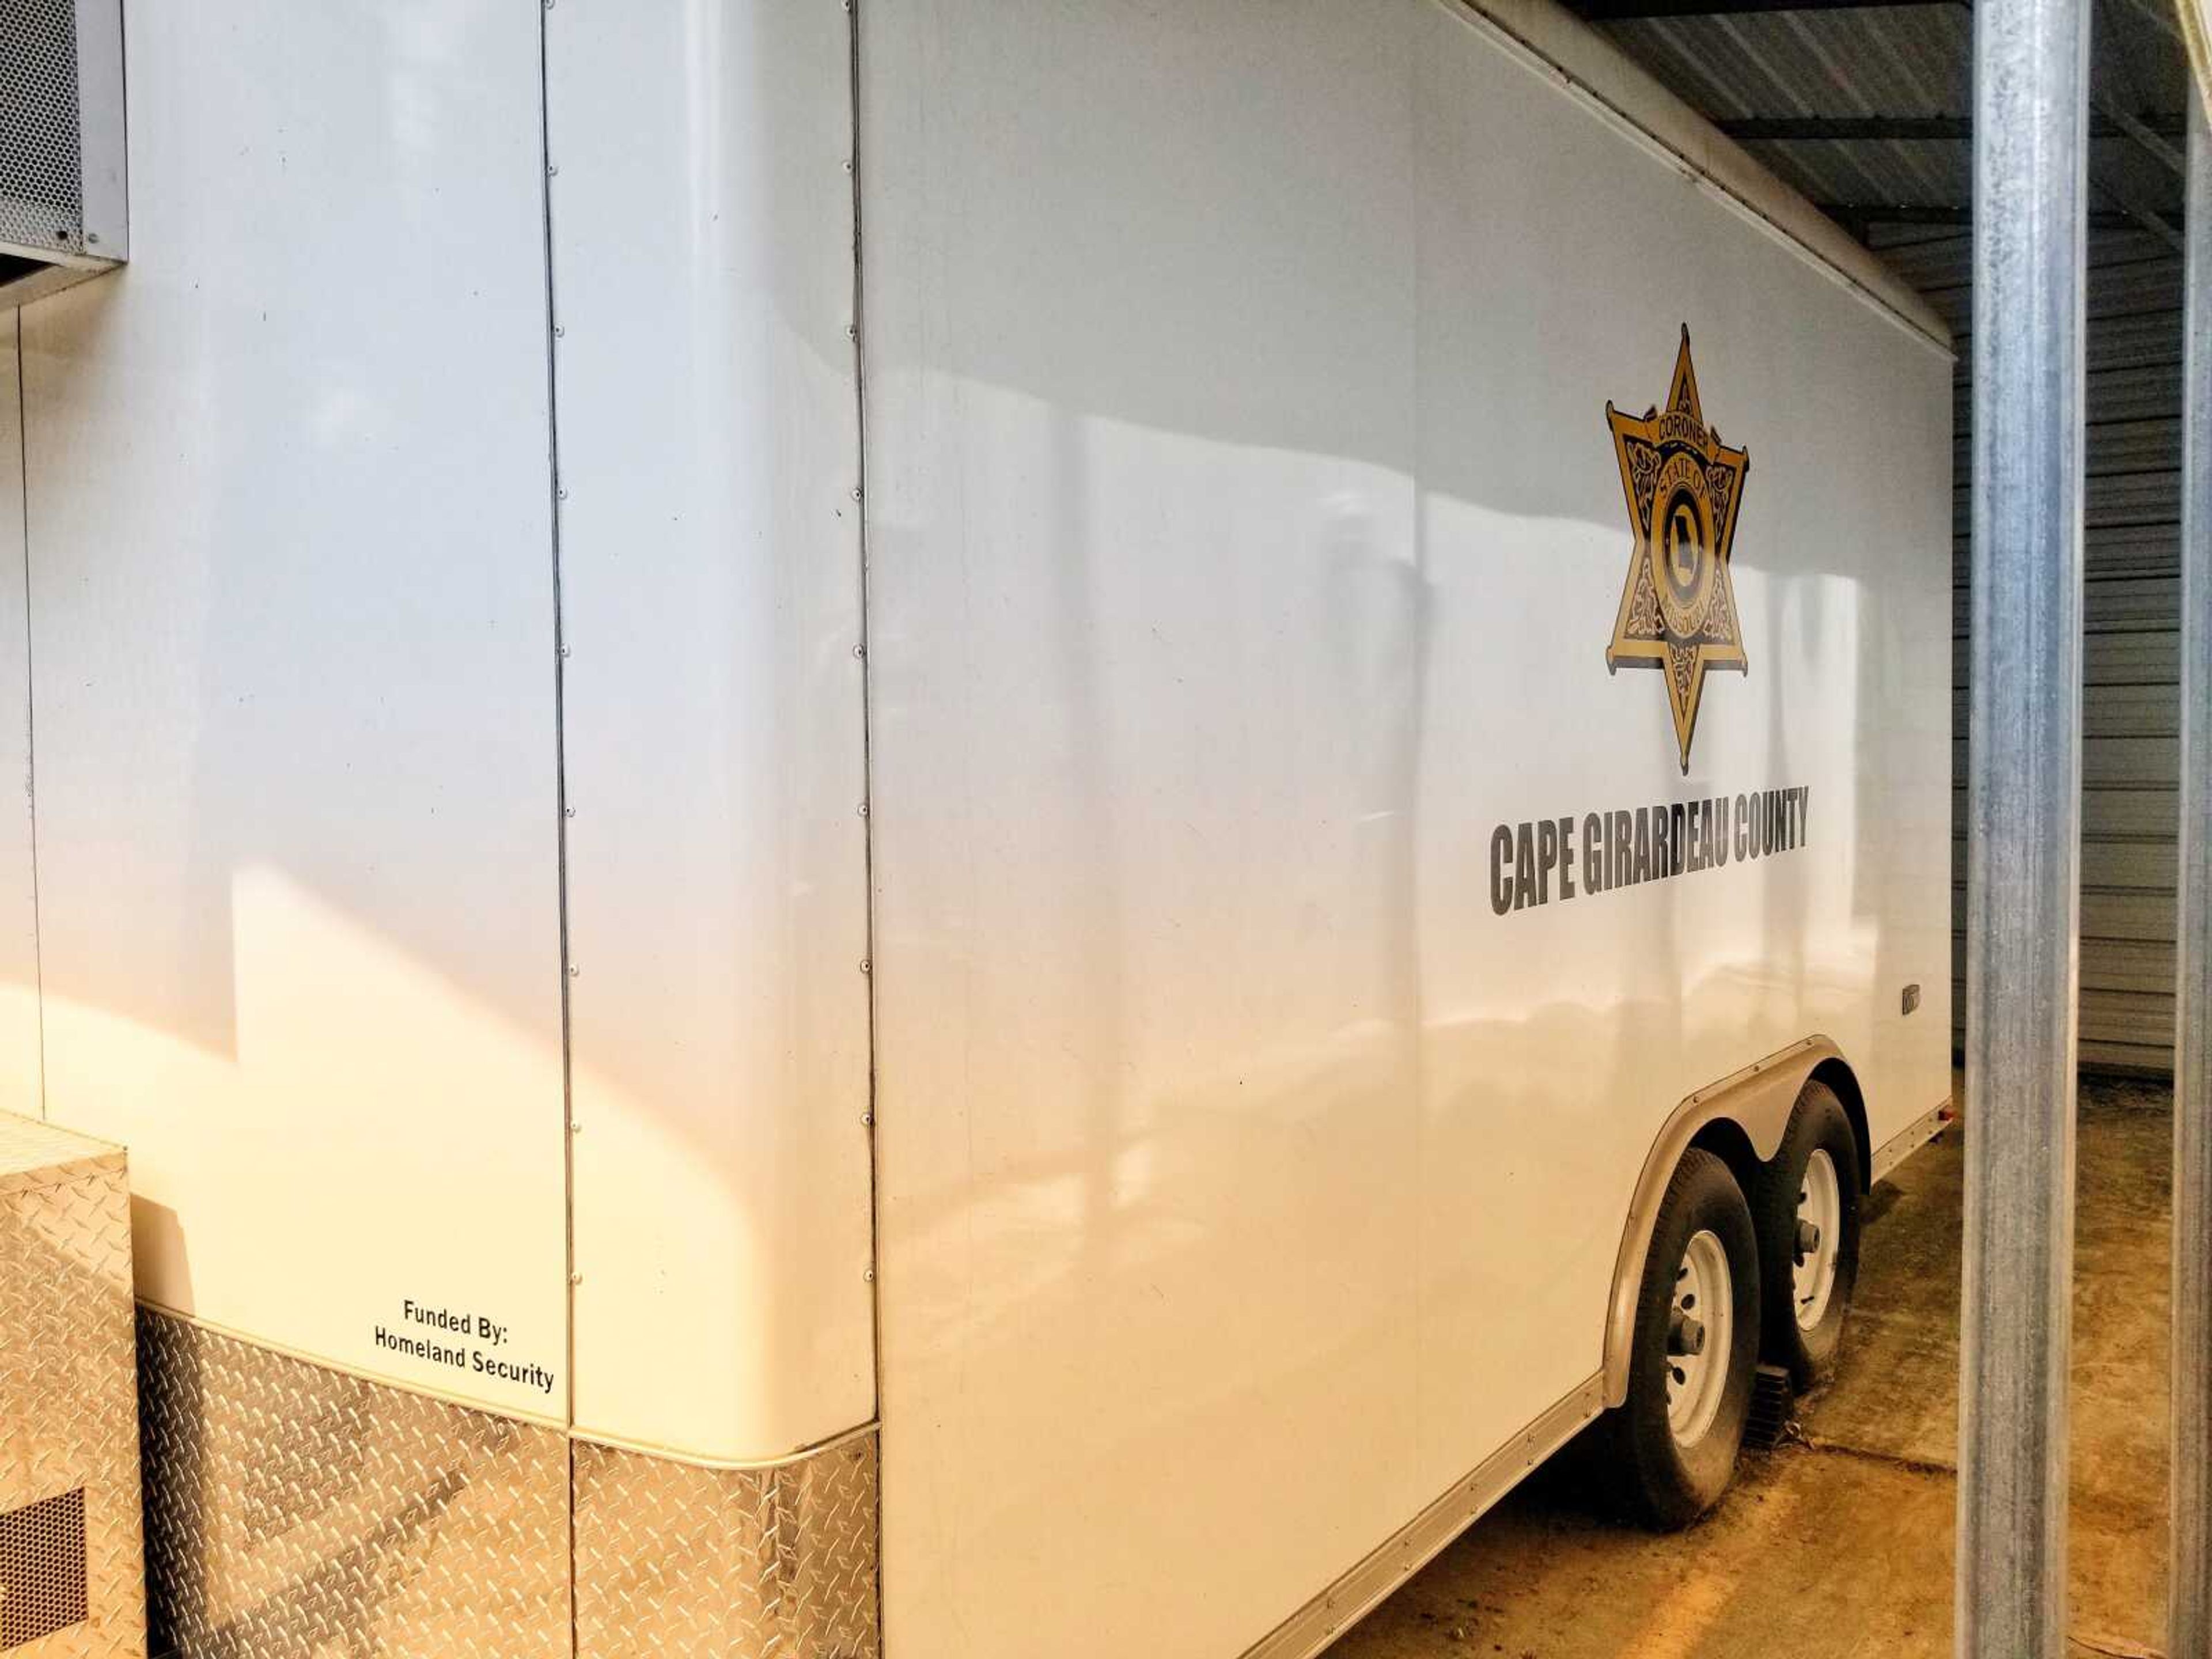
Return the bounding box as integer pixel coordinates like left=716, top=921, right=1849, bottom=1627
left=1959, top=0, right=2088, bottom=1643
left=2173, top=86, right=2212, bottom=1659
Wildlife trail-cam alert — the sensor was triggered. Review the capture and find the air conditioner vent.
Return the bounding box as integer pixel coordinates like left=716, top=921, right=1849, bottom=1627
left=0, top=1488, right=88, bottom=1650
left=0, top=0, right=124, bottom=304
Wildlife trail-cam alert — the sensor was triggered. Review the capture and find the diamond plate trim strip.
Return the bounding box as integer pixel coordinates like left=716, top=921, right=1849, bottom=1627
left=0, top=1134, right=146, bottom=1659
left=574, top=1434, right=878, bottom=1659
left=136, top=1310, right=570, bottom=1659
left=136, top=1313, right=882, bottom=1659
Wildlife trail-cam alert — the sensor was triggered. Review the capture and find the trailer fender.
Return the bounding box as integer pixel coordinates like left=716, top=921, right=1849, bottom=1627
left=1601, top=1035, right=1853, bottom=1408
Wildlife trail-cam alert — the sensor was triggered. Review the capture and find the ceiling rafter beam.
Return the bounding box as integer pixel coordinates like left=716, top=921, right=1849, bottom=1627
left=2107, top=0, right=2184, bottom=44
left=2088, top=171, right=2188, bottom=253
left=2093, top=93, right=2187, bottom=175
left=1815, top=202, right=2164, bottom=232
left=1572, top=0, right=1961, bottom=20
left=1721, top=112, right=2186, bottom=141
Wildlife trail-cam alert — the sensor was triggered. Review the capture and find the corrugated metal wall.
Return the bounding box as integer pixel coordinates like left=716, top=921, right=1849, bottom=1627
left=1873, top=222, right=2184, bottom=1075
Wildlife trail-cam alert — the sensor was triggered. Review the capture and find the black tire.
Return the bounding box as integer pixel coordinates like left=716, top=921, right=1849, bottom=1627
left=1754, top=1080, right=1862, bottom=1391
left=1603, top=1147, right=1761, bottom=1530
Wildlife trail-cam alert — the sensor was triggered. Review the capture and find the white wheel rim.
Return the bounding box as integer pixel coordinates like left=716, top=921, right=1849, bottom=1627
left=1666, top=1229, right=1733, bottom=1446
left=1794, top=1149, right=1842, bottom=1331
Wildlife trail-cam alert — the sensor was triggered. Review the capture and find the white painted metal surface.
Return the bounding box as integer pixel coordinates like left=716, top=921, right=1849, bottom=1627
left=860, top=0, right=1953, bottom=1653
left=0, top=313, right=36, bottom=1122
left=544, top=0, right=877, bottom=1463
left=21, top=0, right=571, bottom=1422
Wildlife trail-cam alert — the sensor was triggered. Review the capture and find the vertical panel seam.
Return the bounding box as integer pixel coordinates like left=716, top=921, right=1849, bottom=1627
left=529, top=0, right=581, bottom=1652
left=846, top=0, right=880, bottom=1391
left=845, top=0, right=887, bottom=1636
left=14, top=313, right=46, bottom=1121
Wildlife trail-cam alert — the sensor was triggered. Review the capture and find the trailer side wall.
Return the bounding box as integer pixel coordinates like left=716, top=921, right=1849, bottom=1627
left=859, top=2, right=1954, bottom=1654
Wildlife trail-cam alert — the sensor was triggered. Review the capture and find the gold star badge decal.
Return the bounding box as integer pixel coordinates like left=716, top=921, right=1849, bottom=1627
left=1605, top=327, right=1749, bottom=773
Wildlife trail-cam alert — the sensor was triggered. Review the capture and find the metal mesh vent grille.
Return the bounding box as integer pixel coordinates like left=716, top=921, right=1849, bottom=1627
left=0, top=1488, right=89, bottom=1649
left=0, top=0, right=84, bottom=253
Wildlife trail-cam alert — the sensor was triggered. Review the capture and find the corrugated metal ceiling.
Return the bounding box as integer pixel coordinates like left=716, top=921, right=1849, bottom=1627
left=1581, top=1, right=2185, bottom=228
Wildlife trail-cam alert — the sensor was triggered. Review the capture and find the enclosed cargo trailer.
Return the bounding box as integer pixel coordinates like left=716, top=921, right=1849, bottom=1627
left=0, top=0, right=1952, bottom=1654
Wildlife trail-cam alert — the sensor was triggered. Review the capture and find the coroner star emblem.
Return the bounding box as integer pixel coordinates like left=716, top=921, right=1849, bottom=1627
left=1603, top=327, right=1751, bottom=773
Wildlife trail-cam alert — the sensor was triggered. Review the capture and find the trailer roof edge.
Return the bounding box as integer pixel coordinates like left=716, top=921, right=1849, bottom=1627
left=1448, top=0, right=1956, bottom=354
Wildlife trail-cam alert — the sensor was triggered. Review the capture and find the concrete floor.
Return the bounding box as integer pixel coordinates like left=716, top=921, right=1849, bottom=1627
left=1330, top=1077, right=2172, bottom=1659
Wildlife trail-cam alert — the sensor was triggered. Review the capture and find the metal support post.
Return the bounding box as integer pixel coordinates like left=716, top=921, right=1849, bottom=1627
left=1959, top=0, right=2089, bottom=1644
left=2173, top=84, right=2212, bottom=1659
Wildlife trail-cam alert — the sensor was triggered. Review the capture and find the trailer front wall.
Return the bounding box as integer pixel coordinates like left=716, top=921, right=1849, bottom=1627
left=861, top=2, right=1953, bottom=1655
left=12, top=0, right=878, bottom=1469
left=10, top=1, right=885, bottom=1650
left=21, top=0, right=573, bottom=1420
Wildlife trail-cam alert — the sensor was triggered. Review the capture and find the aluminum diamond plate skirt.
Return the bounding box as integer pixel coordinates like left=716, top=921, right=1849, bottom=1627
left=135, top=1312, right=882, bottom=1658
left=0, top=1130, right=145, bottom=1658
left=573, top=1437, right=878, bottom=1658
left=136, top=1312, right=571, bottom=1659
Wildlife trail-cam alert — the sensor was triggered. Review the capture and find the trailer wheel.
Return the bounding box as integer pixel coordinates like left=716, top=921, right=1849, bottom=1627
left=1605, top=1147, right=1760, bottom=1529
left=1755, top=1080, right=1862, bottom=1391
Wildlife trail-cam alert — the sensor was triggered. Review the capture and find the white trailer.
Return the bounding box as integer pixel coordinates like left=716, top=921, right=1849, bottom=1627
left=0, top=0, right=1953, bottom=1654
